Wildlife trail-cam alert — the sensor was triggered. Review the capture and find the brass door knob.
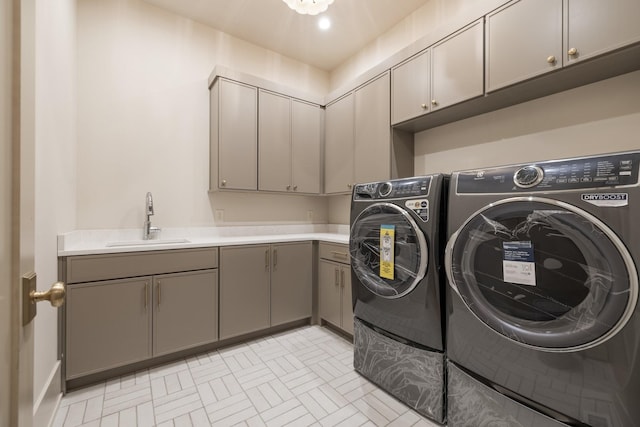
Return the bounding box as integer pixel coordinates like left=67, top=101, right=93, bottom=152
left=547, top=55, right=556, bottom=64
left=431, top=99, right=438, bottom=106
left=421, top=103, right=427, bottom=109
left=568, top=47, right=578, bottom=56
left=221, top=179, right=227, bottom=186
left=31, top=281, right=66, bottom=307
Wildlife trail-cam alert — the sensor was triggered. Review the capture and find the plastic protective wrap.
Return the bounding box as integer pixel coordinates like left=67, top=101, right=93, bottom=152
left=447, top=200, right=636, bottom=350
left=349, top=204, right=426, bottom=298
left=353, top=318, right=445, bottom=423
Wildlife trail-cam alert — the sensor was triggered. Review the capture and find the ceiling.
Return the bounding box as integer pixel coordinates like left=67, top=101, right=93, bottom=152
left=142, top=0, right=429, bottom=71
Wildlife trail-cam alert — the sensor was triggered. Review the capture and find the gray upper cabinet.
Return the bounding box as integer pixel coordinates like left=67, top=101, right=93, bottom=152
left=259, top=90, right=321, bottom=194
left=565, top=0, right=640, bottom=65
left=291, top=99, right=321, bottom=194
left=211, top=78, right=257, bottom=191
left=431, top=18, right=484, bottom=111
left=354, top=72, right=391, bottom=185
left=486, top=0, right=563, bottom=92
left=259, top=90, right=291, bottom=192
left=325, top=72, right=394, bottom=194
left=324, top=93, right=355, bottom=194
left=391, top=19, right=483, bottom=123
left=391, top=50, right=431, bottom=125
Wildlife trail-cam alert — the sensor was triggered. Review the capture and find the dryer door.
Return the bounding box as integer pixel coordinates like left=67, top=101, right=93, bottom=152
left=350, top=202, right=428, bottom=299
left=446, top=197, right=638, bottom=352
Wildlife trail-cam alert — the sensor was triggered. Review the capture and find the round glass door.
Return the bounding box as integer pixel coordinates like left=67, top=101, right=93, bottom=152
left=446, top=197, right=637, bottom=352
left=350, top=203, right=428, bottom=299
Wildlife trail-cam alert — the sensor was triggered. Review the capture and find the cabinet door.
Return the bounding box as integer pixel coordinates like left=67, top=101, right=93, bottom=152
left=566, top=0, right=640, bottom=65
left=340, top=266, right=354, bottom=335
left=318, top=260, right=343, bottom=328
left=66, top=277, right=152, bottom=379
left=324, top=93, right=354, bottom=194
left=153, top=270, right=218, bottom=357
left=354, top=72, right=391, bottom=184
left=291, top=100, right=321, bottom=194
left=270, top=242, right=312, bottom=326
left=392, top=49, right=431, bottom=124
left=218, top=79, right=257, bottom=190
left=432, top=19, right=484, bottom=110
left=259, top=90, right=291, bottom=192
left=486, top=0, right=562, bottom=92
left=219, top=245, right=270, bottom=340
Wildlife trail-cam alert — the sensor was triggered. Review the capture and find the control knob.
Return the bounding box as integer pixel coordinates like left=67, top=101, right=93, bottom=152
left=378, top=182, right=393, bottom=197
left=514, top=165, right=544, bottom=188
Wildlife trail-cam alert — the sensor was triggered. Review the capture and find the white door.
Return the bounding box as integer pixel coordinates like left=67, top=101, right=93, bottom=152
left=2, top=1, right=63, bottom=426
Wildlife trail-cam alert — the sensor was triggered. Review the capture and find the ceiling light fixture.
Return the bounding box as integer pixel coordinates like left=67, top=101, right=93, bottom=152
left=282, top=0, right=335, bottom=16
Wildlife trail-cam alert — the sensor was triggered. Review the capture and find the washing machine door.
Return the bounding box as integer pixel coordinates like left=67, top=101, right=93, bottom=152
left=350, top=202, right=428, bottom=299
left=446, top=196, right=638, bottom=352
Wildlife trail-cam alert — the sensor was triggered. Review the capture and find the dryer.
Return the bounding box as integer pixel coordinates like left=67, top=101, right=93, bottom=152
left=350, top=174, right=447, bottom=423
left=445, top=151, right=640, bottom=426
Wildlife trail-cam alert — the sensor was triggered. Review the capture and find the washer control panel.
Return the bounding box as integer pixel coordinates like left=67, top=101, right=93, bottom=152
left=353, top=176, right=431, bottom=200
left=457, top=151, right=640, bottom=194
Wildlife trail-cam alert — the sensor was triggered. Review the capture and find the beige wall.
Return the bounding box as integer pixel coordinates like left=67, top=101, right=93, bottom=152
left=414, top=71, right=640, bottom=174
left=330, top=0, right=505, bottom=91
left=33, top=0, right=77, bottom=423
left=76, top=0, right=330, bottom=230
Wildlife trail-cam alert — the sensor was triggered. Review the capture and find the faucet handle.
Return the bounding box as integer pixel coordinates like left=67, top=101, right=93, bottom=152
left=146, top=192, right=154, bottom=216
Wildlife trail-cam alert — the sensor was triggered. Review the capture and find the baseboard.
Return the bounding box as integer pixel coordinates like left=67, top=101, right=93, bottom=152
left=33, top=360, right=62, bottom=427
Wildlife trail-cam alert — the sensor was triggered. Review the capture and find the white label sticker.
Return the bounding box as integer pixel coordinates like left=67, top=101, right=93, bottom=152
left=581, top=193, right=628, bottom=207
left=502, top=241, right=536, bottom=286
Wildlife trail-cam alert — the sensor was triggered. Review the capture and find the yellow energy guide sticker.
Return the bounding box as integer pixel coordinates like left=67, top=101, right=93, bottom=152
left=380, top=224, right=395, bottom=279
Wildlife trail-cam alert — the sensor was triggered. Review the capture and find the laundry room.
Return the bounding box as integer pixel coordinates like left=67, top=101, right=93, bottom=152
left=3, top=0, right=640, bottom=426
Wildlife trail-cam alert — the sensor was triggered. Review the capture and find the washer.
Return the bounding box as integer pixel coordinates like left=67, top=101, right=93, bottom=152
left=445, top=151, right=640, bottom=427
left=350, top=174, right=447, bottom=423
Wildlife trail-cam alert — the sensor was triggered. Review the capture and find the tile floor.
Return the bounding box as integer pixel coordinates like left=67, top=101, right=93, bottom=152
left=52, top=325, right=441, bottom=427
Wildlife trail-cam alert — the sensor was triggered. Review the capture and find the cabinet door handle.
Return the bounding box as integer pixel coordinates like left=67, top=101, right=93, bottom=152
left=431, top=99, right=438, bottom=106
left=157, top=281, right=161, bottom=306
left=331, top=251, right=348, bottom=260
left=568, top=47, right=578, bottom=57
left=273, top=248, right=278, bottom=269
left=421, top=103, right=427, bottom=109
left=144, top=282, right=149, bottom=309
left=335, top=268, right=340, bottom=287
left=340, top=269, right=345, bottom=288
left=265, top=249, right=270, bottom=271
left=221, top=179, right=227, bottom=187
left=547, top=55, right=556, bottom=64
left=293, top=185, right=298, bottom=191
left=286, top=185, right=291, bottom=190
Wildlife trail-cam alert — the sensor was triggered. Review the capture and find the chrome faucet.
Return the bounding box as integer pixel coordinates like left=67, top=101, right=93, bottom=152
left=143, top=192, right=160, bottom=240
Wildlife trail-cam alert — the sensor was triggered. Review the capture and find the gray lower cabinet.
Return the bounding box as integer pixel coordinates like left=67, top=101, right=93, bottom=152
left=318, top=243, right=353, bottom=335
left=63, top=248, right=219, bottom=381
left=153, top=270, right=219, bottom=357
left=66, top=277, right=152, bottom=379
left=219, top=242, right=312, bottom=340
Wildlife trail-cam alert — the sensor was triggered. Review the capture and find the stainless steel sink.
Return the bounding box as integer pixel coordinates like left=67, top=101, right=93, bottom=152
left=105, top=238, right=190, bottom=247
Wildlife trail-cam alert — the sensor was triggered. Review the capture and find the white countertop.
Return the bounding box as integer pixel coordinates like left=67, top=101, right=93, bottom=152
left=58, top=224, right=349, bottom=256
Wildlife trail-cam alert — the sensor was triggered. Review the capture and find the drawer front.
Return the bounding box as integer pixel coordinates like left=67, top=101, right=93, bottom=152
left=65, top=247, right=219, bottom=284
left=319, top=243, right=350, bottom=265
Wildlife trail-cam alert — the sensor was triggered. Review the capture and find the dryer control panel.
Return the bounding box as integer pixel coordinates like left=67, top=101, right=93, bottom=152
left=353, top=176, right=431, bottom=200
left=456, top=151, right=640, bottom=193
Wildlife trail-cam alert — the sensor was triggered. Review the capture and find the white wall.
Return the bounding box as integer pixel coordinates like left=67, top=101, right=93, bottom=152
left=76, top=0, right=330, bottom=230
left=33, top=0, right=76, bottom=423
left=414, top=71, right=640, bottom=174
